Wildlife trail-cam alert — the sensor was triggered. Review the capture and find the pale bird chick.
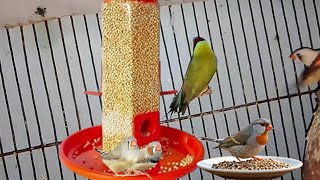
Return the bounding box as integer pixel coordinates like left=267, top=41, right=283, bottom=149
left=289, top=47, right=320, bottom=86
left=201, top=118, right=273, bottom=162
left=95, top=136, right=139, bottom=176
left=126, top=141, right=162, bottom=179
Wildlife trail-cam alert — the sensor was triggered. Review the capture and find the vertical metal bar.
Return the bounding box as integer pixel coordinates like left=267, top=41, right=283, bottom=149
left=231, top=0, right=267, bottom=156
left=276, top=0, right=307, bottom=161
left=247, top=0, right=280, bottom=159
left=257, top=0, right=293, bottom=178
left=83, top=15, right=102, bottom=107
left=31, top=23, right=52, bottom=180
left=57, top=18, right=83, bottom=179
left=164, top=8, right=185, bottom=131
left=300, top=0, right=316, bottom=115
left=203, top=0, right=223, bottom=158
left=69, top=16, right=94, bottom=127
left=0, top=33, right=23, bottom=180
left=291, top=0, right=315, bottom=130
left=277, top=3, right=317, bottom=176
left=298, top=0, right=320, bottom=176
left=159, top=22, right=179, bottom=128
left=179, top=4, right=200, bottom=180
left=179, top=3, right=195, bottom=134
left=219, top=0, right=242, bottom=132
left=0, top=116, right=10, bottom=180
left=96, top=14, right=102, bottom=112
left=235, top=0, right=263, bottom=119
left=301, top=0, right=314, bottom=47
left=44, top=21, right=65, bottom=180
left=20, top=26, right=51, bottom=180
left=224, top=0, right=251, bottom=126
left=96, top=14, right=102, bottom=40
left=57, top=19, right=82, bottom=131
left=313, top=0, right=320, bottom=41
left=167, top=6, right=194, bottom=138
left=160, top=84, right=171, bottom=127
left=6, top=27, right=37, bottom=180
left=189, top=3, right=213, bottom=179
left=161, top=8, right=191, bottom=177
left=211, top=0, right=232, bottom=138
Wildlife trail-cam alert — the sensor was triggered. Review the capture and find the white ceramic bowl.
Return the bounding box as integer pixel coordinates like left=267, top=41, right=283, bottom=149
left=197, top=156, right=303, bottom=179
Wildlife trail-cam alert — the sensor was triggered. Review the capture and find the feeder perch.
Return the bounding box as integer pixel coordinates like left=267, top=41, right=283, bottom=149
left=59, top=0, right=204, bottom=179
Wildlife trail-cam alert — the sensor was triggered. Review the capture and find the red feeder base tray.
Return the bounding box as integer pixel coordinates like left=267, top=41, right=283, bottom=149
left=59, top=125, right=204, bottom=180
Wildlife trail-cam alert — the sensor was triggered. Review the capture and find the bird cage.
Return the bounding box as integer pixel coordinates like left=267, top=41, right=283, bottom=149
left=0, top=0, right=319, bottom=180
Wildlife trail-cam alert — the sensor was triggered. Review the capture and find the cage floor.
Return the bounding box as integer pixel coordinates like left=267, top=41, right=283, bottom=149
left=1, top=0, right=320, bottom=180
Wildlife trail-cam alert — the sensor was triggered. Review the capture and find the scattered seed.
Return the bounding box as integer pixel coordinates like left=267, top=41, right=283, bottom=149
left=179, top=154, right=194, bottom=167
left=83, top=141, right=90, bottom=148
left=161, top=137, right=169, bottom=141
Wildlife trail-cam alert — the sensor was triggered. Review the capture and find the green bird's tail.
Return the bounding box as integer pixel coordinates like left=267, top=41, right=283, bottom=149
left=168, top=90, right=188, bottom=116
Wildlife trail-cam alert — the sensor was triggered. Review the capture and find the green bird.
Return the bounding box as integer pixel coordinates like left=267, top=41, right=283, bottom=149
left=169, top=37, right=217, bottom=115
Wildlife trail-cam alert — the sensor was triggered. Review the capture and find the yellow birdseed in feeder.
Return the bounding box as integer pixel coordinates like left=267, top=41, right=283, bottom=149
left=101, top=1, right=160, bottom=151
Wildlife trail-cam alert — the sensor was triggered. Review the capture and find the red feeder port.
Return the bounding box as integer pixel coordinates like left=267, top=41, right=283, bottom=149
left=133, top=111, right=160, bottom=146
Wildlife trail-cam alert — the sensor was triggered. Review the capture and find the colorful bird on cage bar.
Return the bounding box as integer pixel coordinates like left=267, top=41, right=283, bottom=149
left=168, top=37, right=218, bottom=116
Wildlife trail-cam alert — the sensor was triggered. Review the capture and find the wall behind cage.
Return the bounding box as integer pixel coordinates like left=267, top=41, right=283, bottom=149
left=0, top=0, right=319, bottom=180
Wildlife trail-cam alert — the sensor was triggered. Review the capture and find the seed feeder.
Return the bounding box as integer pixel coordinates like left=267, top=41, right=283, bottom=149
left=59, top=0, right=204, bottom=179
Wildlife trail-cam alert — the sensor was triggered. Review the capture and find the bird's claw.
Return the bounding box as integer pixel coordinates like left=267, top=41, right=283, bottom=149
left=200, top=87, right=212, bottom=96
left=251, top=156, right=263, bottom=160
left=124, top=169, right=152, bottom=180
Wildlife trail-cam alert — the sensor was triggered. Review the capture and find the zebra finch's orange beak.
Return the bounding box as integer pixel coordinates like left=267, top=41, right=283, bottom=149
left=289, top=53, right=296, bottom=60
left=155, top=145, right=162, bottom=151
left=266, top=124, right=273, bottom=130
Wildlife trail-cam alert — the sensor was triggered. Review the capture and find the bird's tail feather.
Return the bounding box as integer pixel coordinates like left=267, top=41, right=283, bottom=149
left=168, top=90, right=188, bottom=116
left=95, top=148, right=108, bottom=156
left=200, top=137, right=222, bottom=143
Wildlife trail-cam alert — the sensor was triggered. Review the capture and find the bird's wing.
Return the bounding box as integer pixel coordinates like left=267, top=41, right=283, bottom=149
left=102, top=150, right=122, bottom=160
left=130, top=162, right=156, bottom=171
left=301, top=55, right=320, bottom=85
left=182, top=54, right=217, bottom=102
left=309, top=54, right=320, bottom=67
left=217, top=128, right=253, bottom=149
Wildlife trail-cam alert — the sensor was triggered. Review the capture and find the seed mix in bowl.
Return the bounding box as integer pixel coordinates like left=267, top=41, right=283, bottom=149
left=212, top=158, right=290, bottom=170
